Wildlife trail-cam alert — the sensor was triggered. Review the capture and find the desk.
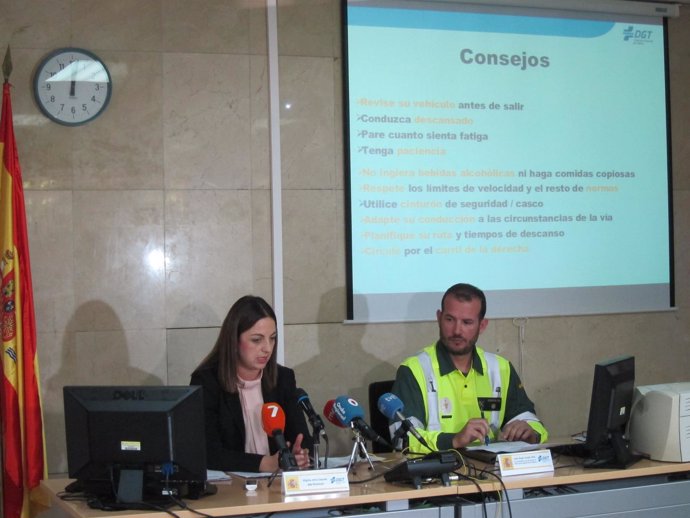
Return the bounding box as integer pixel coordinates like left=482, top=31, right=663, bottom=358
left=38, top=456, right=690, bottom=518
left=457, top=456, right=690, bottom=517
left=39, top=458, right=457, bottom=518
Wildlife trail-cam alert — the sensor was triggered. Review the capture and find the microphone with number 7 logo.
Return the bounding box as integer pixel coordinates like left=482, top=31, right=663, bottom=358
left=261, top=402, right=298, bottom=470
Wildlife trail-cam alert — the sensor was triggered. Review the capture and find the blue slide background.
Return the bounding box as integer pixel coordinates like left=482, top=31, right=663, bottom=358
left=347, top=4, right=670, bottom=300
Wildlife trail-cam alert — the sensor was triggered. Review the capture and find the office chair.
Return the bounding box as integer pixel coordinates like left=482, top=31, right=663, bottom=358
left=367, top=380, right=395, bottom=453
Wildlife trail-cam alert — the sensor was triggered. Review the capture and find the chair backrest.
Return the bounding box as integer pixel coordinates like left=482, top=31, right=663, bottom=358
left=368, top=380, right=395, bottom=453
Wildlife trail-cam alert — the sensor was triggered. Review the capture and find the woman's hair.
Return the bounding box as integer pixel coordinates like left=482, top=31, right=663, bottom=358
left=195, top=295, right=278, bottom=393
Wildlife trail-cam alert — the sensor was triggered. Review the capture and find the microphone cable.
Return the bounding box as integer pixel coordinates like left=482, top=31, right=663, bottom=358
left=479, top=469, right=513, bottom=518
left=453, top=471, right=488, bottom=518
left=168, top=496, right=215, bottom=518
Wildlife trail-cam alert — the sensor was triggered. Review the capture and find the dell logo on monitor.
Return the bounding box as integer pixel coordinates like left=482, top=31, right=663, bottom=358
left=113, top=389, right=146, bottom=400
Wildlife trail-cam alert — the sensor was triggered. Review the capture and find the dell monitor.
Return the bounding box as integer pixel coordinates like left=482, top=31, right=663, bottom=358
left=63, top=385, right=213, bottom=508
left=582, top=355, right=639, bottom=469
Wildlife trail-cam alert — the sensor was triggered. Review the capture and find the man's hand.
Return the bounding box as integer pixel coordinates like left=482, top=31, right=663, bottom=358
left=451, top=418, right=490, bottom=449
left=501, top=420, right=539, bottom=443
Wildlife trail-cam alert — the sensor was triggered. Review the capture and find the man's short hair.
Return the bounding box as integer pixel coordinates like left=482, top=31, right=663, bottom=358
left=441, top=283, right=487, bottom=320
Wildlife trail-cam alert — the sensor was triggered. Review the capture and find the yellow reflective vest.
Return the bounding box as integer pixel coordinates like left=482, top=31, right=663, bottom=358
left=395, top=342, right=548, bottom=452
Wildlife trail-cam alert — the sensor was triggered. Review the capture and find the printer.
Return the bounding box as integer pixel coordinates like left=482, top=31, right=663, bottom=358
left=628, top=382, right=690, bottom=462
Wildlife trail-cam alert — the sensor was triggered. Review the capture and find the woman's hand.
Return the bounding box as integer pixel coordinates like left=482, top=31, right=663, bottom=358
left=259, top=433, right=311, bottom=472
left=291, top=433, right=311, bottom=469
left=259, top=452, right=279, bottom=473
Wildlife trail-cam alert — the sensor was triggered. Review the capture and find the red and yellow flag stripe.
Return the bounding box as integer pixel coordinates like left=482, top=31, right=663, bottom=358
left=1, top=81, right=46, bottom=518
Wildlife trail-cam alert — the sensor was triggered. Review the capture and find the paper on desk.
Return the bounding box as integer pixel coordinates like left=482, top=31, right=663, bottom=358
left=227, top=470, right=276, bottom=479
left=207, top=469, right=233, bottom=481
left=465, top=441, right=540, bottom=454
left=321, top=454, right=387, bottom=468
left=221, top=454, right=387, bottom=478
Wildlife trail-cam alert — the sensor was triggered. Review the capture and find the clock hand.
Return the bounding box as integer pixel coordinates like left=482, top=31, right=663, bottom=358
left=69, top=59, right=77, bottom=98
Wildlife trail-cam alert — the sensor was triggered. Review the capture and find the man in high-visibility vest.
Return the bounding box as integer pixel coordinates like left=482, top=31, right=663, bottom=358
left=392, top=283, right=548, bottom=452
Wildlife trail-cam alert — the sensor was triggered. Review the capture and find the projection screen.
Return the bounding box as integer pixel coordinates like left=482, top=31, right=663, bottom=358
left=344, top=0, right=674, bottom=322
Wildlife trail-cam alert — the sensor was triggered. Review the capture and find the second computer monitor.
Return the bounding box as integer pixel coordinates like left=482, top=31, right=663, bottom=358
left=584, top=355, right=638, bottom=468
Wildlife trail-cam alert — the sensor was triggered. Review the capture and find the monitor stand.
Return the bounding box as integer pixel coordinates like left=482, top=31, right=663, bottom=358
left=116, top=469, right=144, bottom=503
left=584, top=431, right=641, bottom=469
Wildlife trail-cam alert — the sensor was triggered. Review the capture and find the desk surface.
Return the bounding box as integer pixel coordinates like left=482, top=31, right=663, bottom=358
left=40, top=455, right=690, bottom=518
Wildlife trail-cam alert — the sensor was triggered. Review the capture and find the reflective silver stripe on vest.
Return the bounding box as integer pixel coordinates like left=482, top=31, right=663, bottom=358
left=418, top=350, right=503, bottom=432
left=417, top=351, right=441, bottom=431
left=483, top=352, right=502, bottom=433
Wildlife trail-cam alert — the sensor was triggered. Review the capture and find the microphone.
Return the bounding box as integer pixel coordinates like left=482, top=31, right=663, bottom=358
left=377, top=392, right=431, bottom=451
left=261, top=402, right=298, bottom=470
left=323, top=399, right=346, bottom=428
left=296, top=388, right=326, bottom=434
left=333, top=395, right=392, bottom=448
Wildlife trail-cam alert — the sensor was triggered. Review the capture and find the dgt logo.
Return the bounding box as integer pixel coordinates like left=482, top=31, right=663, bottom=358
left=113, top=389, right=145, bottom=400
left=623, top=25, right=653, bottom=42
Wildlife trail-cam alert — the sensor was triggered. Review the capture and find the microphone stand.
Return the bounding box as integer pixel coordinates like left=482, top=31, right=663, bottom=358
left=392, top=424, right=406, bottom=451
left=346, top=426, right=375, bottom=474
left=311, top=427, right=324, bottom=469
left=268, top=445, right=298, bottom=488
left=266, top=467, right=281, bottom=488
left=392, top=419, right=432, bottom=452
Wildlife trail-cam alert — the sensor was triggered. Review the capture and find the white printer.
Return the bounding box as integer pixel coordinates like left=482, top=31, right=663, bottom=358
left=628, top=382, right=690, bottom=462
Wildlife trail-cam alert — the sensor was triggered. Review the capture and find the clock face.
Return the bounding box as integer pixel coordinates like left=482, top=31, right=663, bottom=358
left=33, top=48, right=112, bottom=127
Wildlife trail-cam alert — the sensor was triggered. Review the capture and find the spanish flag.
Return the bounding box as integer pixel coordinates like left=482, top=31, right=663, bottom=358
left=1, top=50, right=46, bottom=518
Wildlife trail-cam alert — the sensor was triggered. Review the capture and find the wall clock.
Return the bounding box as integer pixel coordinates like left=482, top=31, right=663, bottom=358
left=33, top=48, right=112, bottom=127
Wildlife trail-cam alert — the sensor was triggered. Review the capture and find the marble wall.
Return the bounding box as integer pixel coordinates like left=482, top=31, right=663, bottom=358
left=1, top=0, right=689, bottom=475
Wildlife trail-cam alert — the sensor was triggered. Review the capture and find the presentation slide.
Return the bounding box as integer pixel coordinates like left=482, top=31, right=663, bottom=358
left=345, top=1, right=672, bottom=322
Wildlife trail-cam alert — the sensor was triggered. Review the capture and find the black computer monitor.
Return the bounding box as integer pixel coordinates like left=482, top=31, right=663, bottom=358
left=63, top=385, right=212, bottom=508
left=583, top=356, right=639, bottom=468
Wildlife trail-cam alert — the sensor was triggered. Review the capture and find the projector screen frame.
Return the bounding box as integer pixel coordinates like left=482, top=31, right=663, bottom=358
left=342, top=0, right=675, bottom=322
